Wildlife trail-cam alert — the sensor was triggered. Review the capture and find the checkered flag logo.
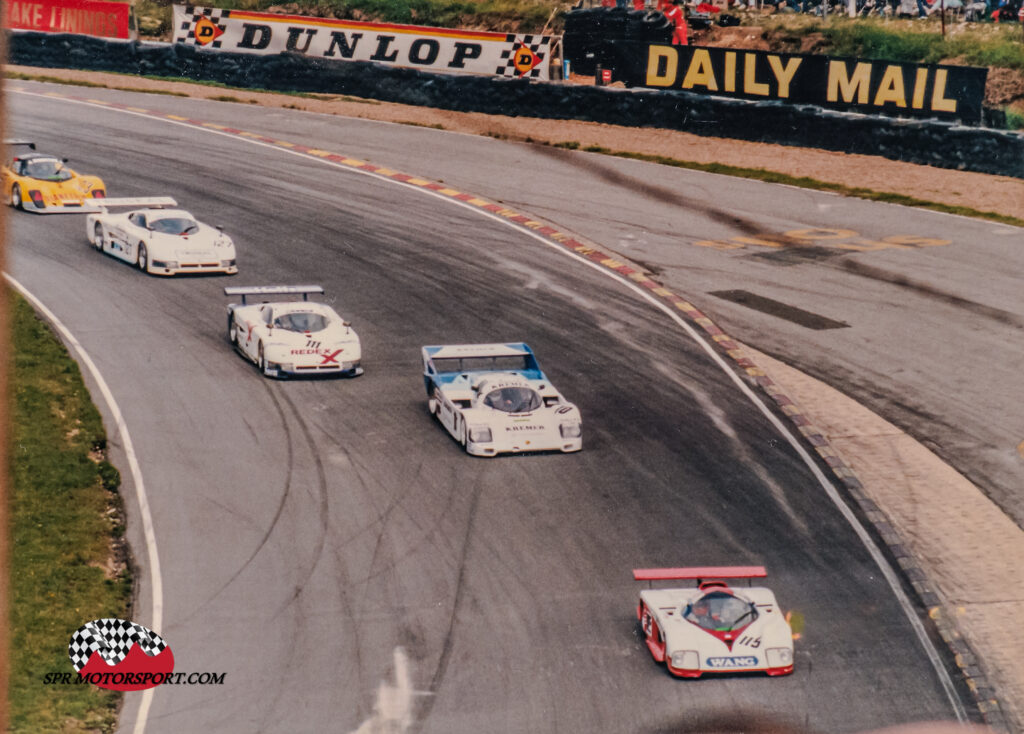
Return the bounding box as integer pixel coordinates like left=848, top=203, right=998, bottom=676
left=69, top=618, right=168, bottom=672
left=496, top=34, right=551, bottom=78
left=176, top=5, right=231, bottom=47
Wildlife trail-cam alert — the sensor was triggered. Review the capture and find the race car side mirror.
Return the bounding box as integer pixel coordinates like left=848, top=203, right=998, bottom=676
left=342, top=321, right=351, bottom=327
left=216, top=225, right=224, bottom=232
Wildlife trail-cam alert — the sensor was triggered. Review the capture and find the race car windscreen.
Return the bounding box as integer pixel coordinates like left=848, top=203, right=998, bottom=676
left=24, top=158, right=72, bottom=181
left=272, top=312, right=329, bottom=333
left=432, top=355, right=529, bottom=374
left=149, top=217, right=200, bottom=235
left=683, top=591, right=759, bottom=632
left=483, top=387, right=541, bottom=413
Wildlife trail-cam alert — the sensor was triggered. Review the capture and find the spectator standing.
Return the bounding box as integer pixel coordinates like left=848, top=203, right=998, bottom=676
left=662, top=0, right=689, bottom=44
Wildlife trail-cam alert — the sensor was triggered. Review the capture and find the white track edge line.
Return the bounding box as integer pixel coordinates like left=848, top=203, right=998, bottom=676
left=12, top=88, right=967, bottom=724
left=3, top=273, right=162, bottom=733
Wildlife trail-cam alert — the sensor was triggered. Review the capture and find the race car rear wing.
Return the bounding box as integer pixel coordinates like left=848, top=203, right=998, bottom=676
left=95, top=197, right=178, bottom=210
left=224, top=285, right=324, bottom=305
left=633, top=567, right=767, bottom=587
left=3, top=139, right=36, bottom=149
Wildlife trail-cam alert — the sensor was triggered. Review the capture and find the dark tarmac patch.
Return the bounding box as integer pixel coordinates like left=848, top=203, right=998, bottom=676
left=709, top=290, right=850, bottom=330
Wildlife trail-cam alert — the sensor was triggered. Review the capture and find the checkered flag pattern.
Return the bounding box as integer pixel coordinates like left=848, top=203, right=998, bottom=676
left=175, top=5, right=231, bottom=47
left=68, top=619, right=168, bottom=671
left=496, top=34, right=552, bottom=78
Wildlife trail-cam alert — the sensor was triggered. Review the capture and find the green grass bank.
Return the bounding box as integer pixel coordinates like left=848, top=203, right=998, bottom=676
left=8, top=292, right=132, bottom=733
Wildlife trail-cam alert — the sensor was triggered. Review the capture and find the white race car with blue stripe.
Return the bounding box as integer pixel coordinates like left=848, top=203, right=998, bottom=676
left=635, top=566, right=795, bottom=679
left=421, top=343, right=582, bottom=457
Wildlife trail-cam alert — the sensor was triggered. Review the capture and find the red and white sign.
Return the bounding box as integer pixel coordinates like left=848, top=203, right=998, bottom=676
left=4, top=0, right=133, bottom=38
left=173, top=4, right=552, bottom=78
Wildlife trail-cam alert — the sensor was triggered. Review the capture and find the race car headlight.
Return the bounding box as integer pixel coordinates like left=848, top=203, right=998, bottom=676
left=91, top=189, right=106, bottom=198
left=29, top=190, right=45, bottom=207
left=670, top=650, right=699, bottom=670
left=152, top=260, right=178, bottom=269
left=559, top=422, right=581, bottom=438
left=766, top=647, right=793, bottom=667
left=221, top=259, right=236, bottom=267
left=468, top=426, right=492, bottom=443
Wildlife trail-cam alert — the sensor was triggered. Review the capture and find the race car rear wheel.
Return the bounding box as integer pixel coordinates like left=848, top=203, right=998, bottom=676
left=137, top=243, right=149, bottom=273
left=10, top=184, right=23, bottom=210
left=93, top=222, right=105, bottom=251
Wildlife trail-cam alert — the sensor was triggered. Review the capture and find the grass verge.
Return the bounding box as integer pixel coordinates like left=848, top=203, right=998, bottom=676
left=8, top=292, right=131, bottom=733
left=552, top=142, right=1024, bottom=227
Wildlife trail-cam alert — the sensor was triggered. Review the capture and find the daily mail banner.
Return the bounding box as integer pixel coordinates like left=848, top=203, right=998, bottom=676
left=4, top=0, right=133, bottom=39
left=173, top=5, right=552, bottom=79
left=608, top=43, right=987, bottom=123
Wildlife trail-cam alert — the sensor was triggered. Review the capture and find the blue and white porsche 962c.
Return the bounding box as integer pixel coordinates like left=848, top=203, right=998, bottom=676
left=226, top=285, right=362, bottom=378
left=634, top=566, right=795, bottom=679
left=421, top=343, right=582, bottom=457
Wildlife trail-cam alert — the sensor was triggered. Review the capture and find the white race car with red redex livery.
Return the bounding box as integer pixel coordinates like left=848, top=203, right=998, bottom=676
left=225, top=285, right=362, bottom=378
left=635, top=566, right=795, bottom=678
left=87, top=199, right=238, bottom=276
left=421, top=343, right=582, bottom=457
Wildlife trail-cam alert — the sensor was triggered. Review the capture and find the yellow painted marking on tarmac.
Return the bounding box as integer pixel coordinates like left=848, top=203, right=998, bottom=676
left=438, top=188, right=460, bottom=196
left=342, top=158, right=364, bottom=166
left=126, top=106, right=149, bottom=113
left=407, top=177, right=430, bottom=186
left=522, top=221, right=543, bottom=229
left=276, top=141, right=295, bottom=147
left=1017, top=440, right=1024, bottom=458
left=695, top=239, right=743, bottom=250
left=734, top=236, right=783, bottom=248
left=467, top=198, right=489, bottom=206
left=651, top=287, right=673, bottom=297
left=307, top=149, right=331, bottom=157
left=628, top=272, right=649, bottom=282
left=86, top=98, right=108, bottom=104
left=374, top=167, right=396, bottom=175
left=166, top=114, right=188, bottom=121
left=550, top=233, right=569, bottom=242
left=601, top=258, right=624, bottom=268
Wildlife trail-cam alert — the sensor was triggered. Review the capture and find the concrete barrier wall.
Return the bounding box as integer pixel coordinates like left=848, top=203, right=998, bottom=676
left=9, top=31, right=1024, bottom=179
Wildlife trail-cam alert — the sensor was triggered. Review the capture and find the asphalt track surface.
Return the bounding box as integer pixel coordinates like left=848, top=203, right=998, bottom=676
left=6, top=86, right=981, bottom=733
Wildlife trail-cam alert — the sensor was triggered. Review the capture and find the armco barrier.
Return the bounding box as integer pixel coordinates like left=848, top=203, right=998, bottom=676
left=8, top=31, right=1024, bottom=179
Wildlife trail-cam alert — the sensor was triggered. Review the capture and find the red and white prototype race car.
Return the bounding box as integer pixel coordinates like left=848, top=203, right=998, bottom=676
left=634, top=566, right=795, bottom=678
left=225, top=285, right=362, bottom=378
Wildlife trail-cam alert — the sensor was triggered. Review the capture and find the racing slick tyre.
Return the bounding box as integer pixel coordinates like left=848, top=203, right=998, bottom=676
left=10, top=184, right=23, bottom=210
left=227, top=312, right=238, bottom=346
left=428, top=397, right=438, bottom=415
left=93, top=222, right=105, bottom=251
left=137, top=243, right=149, bottom=273
left=460, top=422, right=468, bottom=449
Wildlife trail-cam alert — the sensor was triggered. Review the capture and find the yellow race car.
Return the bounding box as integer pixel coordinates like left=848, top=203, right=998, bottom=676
left=4, top=140, right=106, bottom=213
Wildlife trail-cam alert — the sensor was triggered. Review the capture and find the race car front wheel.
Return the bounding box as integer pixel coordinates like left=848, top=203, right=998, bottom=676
left=258, top=342, right=269, bottom=376
left=93, top=223, right=105, bottom=251
left=227, top=313, right=238, bottom=346
left=10, top=184, right=23, bottom=210
left=137, top=243, right=148, bottom=273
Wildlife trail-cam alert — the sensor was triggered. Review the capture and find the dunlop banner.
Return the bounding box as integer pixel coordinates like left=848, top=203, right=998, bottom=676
left=609, top=43, right=987, bottom=123
left=4, top=0, right=133, bottom=39
left=173, top=5, right=552, bottom=78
